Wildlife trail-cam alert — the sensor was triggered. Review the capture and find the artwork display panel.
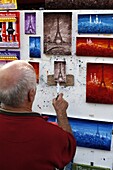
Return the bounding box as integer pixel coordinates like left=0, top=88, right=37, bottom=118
left=28, top=61, right=39, bottom=83
left=78, top=14, right=113, bottom=34
left=0, top=12, right=20, bottom=49
left=86, top=63, right=113, bottom=104
left=29, top=37, right=41, bottom=58
left=25, top=12, right=36, bottom=34
left=76, top=37, right=113, bottom=57
left=44, top=12, right=72, bottom=55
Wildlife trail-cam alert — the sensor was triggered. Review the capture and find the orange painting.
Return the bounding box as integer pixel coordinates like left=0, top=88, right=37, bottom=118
left=76, top=37, right=113, bottom=57
left=29, top=61, right=39, bottom=83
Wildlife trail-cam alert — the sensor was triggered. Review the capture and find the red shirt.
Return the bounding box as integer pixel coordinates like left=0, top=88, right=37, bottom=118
left=0, top=109, right=76, bottom=170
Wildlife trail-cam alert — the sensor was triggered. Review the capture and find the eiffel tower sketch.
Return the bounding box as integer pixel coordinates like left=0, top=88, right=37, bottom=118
left=53, top=15, right=64, bottom=44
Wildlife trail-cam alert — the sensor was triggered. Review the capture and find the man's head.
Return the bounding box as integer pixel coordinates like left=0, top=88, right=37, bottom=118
left=0, top=60, right=37, bottom=111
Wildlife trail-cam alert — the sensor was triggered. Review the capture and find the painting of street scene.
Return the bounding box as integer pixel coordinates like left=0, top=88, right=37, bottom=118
left=44, top=12, right=72, bottom=55
left=78, top=14, right=113, bottom=34
left=86, top=63, right=113, bottom=104
left=76, top=37, right=113, bottom=57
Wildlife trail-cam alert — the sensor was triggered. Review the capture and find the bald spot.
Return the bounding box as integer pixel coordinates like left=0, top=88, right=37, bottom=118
left=0, top=60, right=34, bottom=90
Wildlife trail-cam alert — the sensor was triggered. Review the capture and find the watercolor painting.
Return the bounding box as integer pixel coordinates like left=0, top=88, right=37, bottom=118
left=54, top=61, right=66, bottom=83
left=25, top=12, right=36, bottom=34
left=28, top=61, right=39, bottom=83
left=29, top=37, right=41, bottom=58
left=44, top=12, right=72, bottom=55
left=45, top=0, right=113, bottom=9
left=76, top=37, right=113, bottom=57
left=78, top=14, right=113, bottom=34
left=86, top=63, right=113, bottom=104
left=69, top=118, right=112, bottom=151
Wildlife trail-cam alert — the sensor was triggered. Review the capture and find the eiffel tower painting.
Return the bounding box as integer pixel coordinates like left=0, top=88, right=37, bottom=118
left=44, top=13, right=72, bottom=55
left=100, top=64, right=106, bottom=88
left=25, top=13, right=36, bottom=34
left=53, top=15, right=64, bottom=44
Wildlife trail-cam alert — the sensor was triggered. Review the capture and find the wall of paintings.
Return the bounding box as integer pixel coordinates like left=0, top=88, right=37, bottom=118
left=1, top=8, right=113, bottom=169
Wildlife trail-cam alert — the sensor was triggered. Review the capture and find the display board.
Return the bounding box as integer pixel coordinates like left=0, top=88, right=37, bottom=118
left=1, top=9, right=113, bottom=170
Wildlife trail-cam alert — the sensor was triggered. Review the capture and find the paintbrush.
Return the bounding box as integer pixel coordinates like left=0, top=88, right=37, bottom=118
left=56, top=81, right=60, bottom=100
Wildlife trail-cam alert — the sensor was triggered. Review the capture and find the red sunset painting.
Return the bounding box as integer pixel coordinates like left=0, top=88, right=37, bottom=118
left=86, top=63, right=113, bottom=104
left=76, top=37, right=113, bottom=57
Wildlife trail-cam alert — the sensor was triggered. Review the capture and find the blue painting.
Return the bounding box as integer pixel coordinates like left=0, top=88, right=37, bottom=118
left=29, top=37, right=41, bottom=58
left=69, top=118, right=112, bottom=151
left=78, top=14, right=113, bottom=34
left=42, top=114, right=112, bottom=151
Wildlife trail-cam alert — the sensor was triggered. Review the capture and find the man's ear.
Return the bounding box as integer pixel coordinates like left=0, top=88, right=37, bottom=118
left=28, top=88, right=36, bottom=102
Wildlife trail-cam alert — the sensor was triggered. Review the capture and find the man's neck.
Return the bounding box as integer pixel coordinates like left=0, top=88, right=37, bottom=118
left=0, top=103, right=32, bottom=113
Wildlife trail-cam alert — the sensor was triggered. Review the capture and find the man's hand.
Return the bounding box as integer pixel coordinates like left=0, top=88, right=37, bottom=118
left=52, top=93, right=68, bottom=116
left=52, top=93, right=73, bottom=134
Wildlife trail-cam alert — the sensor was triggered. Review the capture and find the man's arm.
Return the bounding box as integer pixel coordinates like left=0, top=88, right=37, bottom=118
left=52, top=93, right=73, bottom=134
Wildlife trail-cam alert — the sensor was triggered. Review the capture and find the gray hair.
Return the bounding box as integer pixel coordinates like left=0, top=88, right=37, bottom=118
left=0, top=62, right=37, bottom=107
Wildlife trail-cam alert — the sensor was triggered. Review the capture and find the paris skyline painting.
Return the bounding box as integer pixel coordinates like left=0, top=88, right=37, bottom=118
left=78, top=14, right=113, bottom=34
left=86, top=63, right=113, bottom=104
left=42, top=113, right=112, bottom=151
left=69, top=118, right=112, bottom=151
left=44, top=12, right=72, bottom=55
left=76, top=37, right=113, bottom=57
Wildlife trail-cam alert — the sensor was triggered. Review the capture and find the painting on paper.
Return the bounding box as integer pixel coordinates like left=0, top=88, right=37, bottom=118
left=44, top=12, right=72, bottom=55
left=29, top=37, right=41, bottom=58
left=28, top=61, right=39, bottom=83
left=54, top=61, right=66, bottom=83
left=86, top=63, right=113, bottom=104
left=69, top=117, right=112, bottom=151
left=25, top=12, right=36, bottom=34
left=78, top=14, right=113, bottom=34
left=76, top=37, right=113, bottom=57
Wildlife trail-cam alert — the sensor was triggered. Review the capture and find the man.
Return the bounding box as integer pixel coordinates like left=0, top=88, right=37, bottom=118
left=0, top=60, right=76, bottom=170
